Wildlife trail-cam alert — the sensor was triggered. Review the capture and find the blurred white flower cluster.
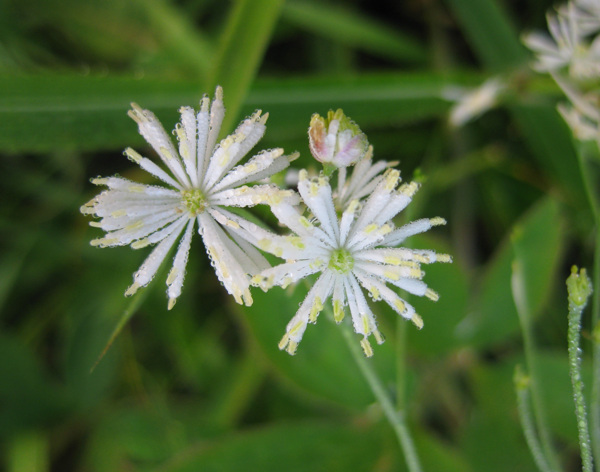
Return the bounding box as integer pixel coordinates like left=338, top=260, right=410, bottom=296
left=82, top=91, right=450, bottom=356
left=524, top=0, right=600, bottom=143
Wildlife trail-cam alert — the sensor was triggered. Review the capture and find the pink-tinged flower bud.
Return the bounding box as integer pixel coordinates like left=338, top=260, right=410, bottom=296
left=308, top=109, right=368, bottom=168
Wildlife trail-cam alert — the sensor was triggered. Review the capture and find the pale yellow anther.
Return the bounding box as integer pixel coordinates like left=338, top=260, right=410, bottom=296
left=91, top=237, right=118, bottom=247
left=111, top=210, right=127, bottom=218
left=361, top=314, right=370, bottom=335
left=364, top=224, right=378, bottom=234
left=175, top=125, right=190, bottom=159
left=384, top=169, right=400, bottom=190
left=274, top=247, right=283, bottom=257
left=408, top=268, right=424, bottom=279
left=131, top=239, right=150, bottom=249
left=309, top=182, right=319, bottom=197
left=159, top=146, right=174, bottom=161
left=384, top=256, right=403, bottom=265
left=425, top=288, right=439, bottom=301
left=242, top=289, right=253, bottom=307
left=347, top=199, right=359, bottom=214
left=278, top=333, right=290, bottom=350
left=394, top=299, right=406, bottom=313
left=168, top=298, right=176, bottom=310
left=127, top=103, right=146, bottom=124
left=89, top=221, right=102, bottom=228
left=309, top=296, right=323, bottom=323
left=259, top=111, right=269, bottom=125
left=299, top=216, right=313, bottom=229
left=125, top=220, right=144, bottom=231
left=289, top=320, right=305, bottom=337
left=360, top=338, right=374, bottom=357
left=369, top=286, right=380, bottom=300
left=383, top=269, right=400, bottom=281
left=378, top=224, right=392, bottom=235
left=258, top=239, right=272, bottom=250
left=333, top=299, right=345, bottom=323
left=125, top=282, right=140, bottom=297
left=436, top=254, right=453, bottom=263
left=91, top=177, right=109, bottom=186
left=318, top=176, right=328, bottom=187
left=128, top=185, right=145, bottom=193
left=299, top=169, right=309, bottom=181
left=411, top=314, right=424, bottom=329
left=244, top=163, right=258, bottom=174
left=286, top=236, right=305, bottom=249
left=398, top=182, right=419, bottom=197
left=430, top=217, right=446, bottom=226
left=285, top=341, right=298, bottom=355
left=200, top=96, right=210, bottom=112
left=373, top=330, right=385, bottom=345
left=167, top=267, right=178, bottom=285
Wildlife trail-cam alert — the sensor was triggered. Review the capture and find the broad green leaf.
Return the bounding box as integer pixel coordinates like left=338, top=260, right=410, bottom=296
left=282, top=0, right=427, bottom=63
left=240, top=283, right=395, bottom=410
left=0, top=72, right=476, bottom=153
left=205, top=0, right=285, bottom=134
left=156, top=421, right=386, bottom=472
left=459, top=197, right=563, bottom=347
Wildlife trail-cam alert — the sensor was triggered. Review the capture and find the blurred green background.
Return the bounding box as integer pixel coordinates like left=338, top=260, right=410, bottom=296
left=0, top=0, right=596, bottom=470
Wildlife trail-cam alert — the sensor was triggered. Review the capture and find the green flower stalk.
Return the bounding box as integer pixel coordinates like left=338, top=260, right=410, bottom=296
left=566, top=266, right=594, bottom=472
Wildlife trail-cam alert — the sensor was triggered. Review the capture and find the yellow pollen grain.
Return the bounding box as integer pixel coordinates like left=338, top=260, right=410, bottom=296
left=437, top=254, right=453, bottom=263
left=159, top=147, right=174, bottom=160
left=384, top=256, right=402, bottom=265
left=132, top=239, right=150, bottom=249
left=166, top=267, right=178, bottom=285
left=361, top=314, right=370, bottom=335
left=278, top=333, right=290, bottom=350
left=125, top=220, right=144, bottom=231
left=299, top=216, right=313, bottom=228
left=111, top=210, right=127, bottom=217
left=369, top=286, right=380, bottom=300
left=383, top=270, right=400, bottom=281
left=289, top=320, right=304, bottom=336
left=309, top=296, right=323, bottom=322
left=128, top=185, right=145, bottom=193
left=333, top=299, right=345, bottom=323
left=364, top=224, right=378, bottom=234
left=430, top=217, right=446, bottom=226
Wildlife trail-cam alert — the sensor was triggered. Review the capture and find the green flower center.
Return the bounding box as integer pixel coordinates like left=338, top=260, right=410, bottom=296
left=328, top=248, right=354, bottom=274
left=181, top=189, right=208, bottom=215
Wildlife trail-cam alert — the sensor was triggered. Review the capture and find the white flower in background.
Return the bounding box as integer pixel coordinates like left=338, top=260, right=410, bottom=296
left=446, top=78, right=505, bottom=127
left=524, top=1, right=600, bottom=144
left=308, top=109, right=369, bottom=169
left=81, top=86, right=297, bottom=309
left=230, top=169, right=451, bottom=356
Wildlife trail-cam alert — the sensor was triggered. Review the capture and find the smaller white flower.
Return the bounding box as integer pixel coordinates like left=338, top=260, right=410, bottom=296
left=557, top=102, right=599, bottom=140
left=446, top=78, right=504, bottom=127
left=81, top=86, right=297, bottom=308
left=230, top=169, right=451, bottom=356
left=308, top=109, right=369, bottom=168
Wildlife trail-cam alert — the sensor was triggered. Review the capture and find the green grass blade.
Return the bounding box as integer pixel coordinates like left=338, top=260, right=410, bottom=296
left=445, top=0, right=527, bottom=69
left=205, top=0, right=285, bottom=134
left=282, top=0, right=427, bottom=63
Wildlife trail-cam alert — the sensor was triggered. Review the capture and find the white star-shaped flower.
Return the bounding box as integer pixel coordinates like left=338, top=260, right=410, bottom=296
left=219, top=168, right=451, bottom=356
left=81, top=86, right=297, bottom=309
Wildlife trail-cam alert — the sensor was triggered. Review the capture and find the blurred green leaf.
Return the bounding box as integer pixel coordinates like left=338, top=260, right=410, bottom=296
left=459, top=197, right=563, bottom=347
left=240, top=284, right=395, bottom=410
left=156, top=421, right=386, bottom=472
left=0, top=72, right=477, bottom=153
left=407, top=235, right=468, bottom=356
left=206, top=0, right=285, bottom=134
left=445, top=0, right=527, bottom=69
left=282, top=0, right=427, bottom=63
left=0, top=335, right=68, bottom=437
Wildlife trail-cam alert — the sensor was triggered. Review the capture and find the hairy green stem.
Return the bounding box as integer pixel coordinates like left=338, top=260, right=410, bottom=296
left=567, top=267, right=594, bottom=472
left=575, top=141, right=600, bottom=464
left=340, top=323, right=423, bottom=472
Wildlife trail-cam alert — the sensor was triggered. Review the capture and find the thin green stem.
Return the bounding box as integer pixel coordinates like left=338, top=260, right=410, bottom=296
left=512, top=261, right=562, bottom=472
left=575, top=141, right=600, bottom=464
left=567, top=267, right=594, bottom=472
left=514, top=366, right=555, bottom=472
left=340, top=322, right=423, bottom=472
